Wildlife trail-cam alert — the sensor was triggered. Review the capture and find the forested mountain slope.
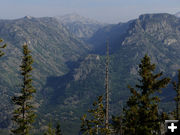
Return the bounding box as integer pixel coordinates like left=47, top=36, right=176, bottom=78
left=1, top=13, right=180, bottom=135
left=42, top=13, right=180, bottom=134
left=0, top=16, right=89, bottom=131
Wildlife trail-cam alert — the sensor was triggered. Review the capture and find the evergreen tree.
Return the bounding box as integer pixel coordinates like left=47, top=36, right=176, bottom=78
left=172, top=69, right=180, bottom=120
left=80, top=96, right=110, bottom=135
left=123, top=55, right=170, bottom=135
left=111, top=115, right=123, bottom=135
left=55, top=123, right=62, bottom=135
left=0, top=39, right=6, bottom=57
left=123, top=86, right=140, bottom=134
left=44, top=122, right=55, bottom=135
left=11, top=44, right=36, bottom=135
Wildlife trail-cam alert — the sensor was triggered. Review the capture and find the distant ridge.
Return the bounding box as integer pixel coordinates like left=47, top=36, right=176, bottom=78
left=175, top=12, right=180, bottom=17
left=56, top=13, right=102, bottom=24
left=55, top=13, right=106, bottom=39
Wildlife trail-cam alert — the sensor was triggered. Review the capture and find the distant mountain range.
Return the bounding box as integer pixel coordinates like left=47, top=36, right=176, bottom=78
left=55, top=13, right=106, bottom=39
left=1, top=13, right=180, bottom=135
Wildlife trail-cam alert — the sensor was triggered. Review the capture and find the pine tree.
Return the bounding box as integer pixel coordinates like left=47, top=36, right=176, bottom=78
left=11, top=44, right=36, bottom=135
left=80, top=96, right=110, bottom=135
left=123, top=55, right=170, bottom=135
left=172, top=69, right=180, bottom=120
left=0, top=39, right=6, bottom=57
left=55, top=123, right=62, bottom=135
left=44, top=122, right=55, bottom=135
left=123, top=86, right=140, bottom=134
left=111, top=115, right=123, bottom=135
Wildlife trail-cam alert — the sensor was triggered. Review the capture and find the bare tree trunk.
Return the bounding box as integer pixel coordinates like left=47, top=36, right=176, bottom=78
left=105, top=41, right=109, bottom=133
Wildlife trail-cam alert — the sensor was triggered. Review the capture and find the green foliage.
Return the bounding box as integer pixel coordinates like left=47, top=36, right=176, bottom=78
left=55, top=123, right=62, bottom=135
left=11, top=44, right=36, bottom=135
left=172, top=69, right=180, bottom=120
left=123, top=55, right=170, bottom=135
left=44, top=122, right=55, bottom=135
left=111, top=115, right=123, bottom=135
left=43, top=121, right=63, bottom=135
left=80, top=96, right=110, bottom=135
left=0, top=39, right=6, bottom=57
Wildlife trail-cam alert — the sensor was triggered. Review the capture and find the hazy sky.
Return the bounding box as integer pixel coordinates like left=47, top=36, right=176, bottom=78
left=0, top=0, right=180, bottom=23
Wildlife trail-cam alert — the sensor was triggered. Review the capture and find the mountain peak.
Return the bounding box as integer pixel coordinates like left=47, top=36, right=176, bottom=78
left=24, top=16, right=33, bottom=19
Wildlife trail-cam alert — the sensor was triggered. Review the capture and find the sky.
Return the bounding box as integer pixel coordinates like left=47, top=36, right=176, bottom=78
left=0, top=0, right=180, bottom=23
